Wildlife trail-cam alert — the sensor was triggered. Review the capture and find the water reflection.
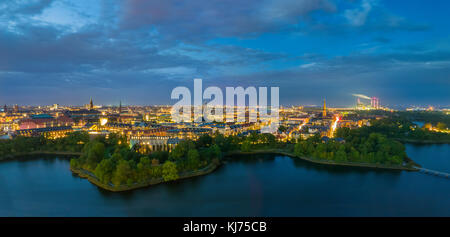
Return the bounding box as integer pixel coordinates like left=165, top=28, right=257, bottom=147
left=0, top=144, right=448, bottom=216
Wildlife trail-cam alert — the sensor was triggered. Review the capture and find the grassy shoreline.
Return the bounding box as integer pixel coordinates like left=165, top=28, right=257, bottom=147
left=225, top=149, right=419, bottom=171
left=396, top=138, right=450, bottom=144
left=71, top=161, right=221, bottom=192
left=0, top=146, right=422, bottom=192
left=69, top=149, right=418, bottom=192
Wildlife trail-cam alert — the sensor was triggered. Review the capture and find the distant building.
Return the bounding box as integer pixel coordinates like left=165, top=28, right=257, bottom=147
left=89, top=98, right=94, bottom=110
left=19, top=114, right=74, bottom=130
left=15, top=126, right=73, bottom=139
left=130, top=135, right=181, bottom=152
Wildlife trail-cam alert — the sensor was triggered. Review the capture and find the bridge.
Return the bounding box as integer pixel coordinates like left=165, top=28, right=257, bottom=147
left=418, top=168, right=450, bottom=179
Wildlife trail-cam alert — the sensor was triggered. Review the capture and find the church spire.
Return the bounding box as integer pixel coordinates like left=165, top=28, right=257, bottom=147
left=89, top=97, right=93, bottom=110
left=323, top=98, right=327, bottom=117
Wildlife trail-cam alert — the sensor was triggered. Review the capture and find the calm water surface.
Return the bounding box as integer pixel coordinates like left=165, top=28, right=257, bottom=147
left=0, top=144, right=449, bottom=216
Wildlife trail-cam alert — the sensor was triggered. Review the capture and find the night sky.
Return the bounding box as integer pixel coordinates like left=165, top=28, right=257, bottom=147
left=0, top=0, right=449, bottom=107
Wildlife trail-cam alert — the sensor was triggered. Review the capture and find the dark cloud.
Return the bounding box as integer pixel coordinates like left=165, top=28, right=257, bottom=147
left=0, top=0, right=447, bottom=106
left=0, top=0, right=55, bottom=16
left=119, top=0, right=336, bottom=41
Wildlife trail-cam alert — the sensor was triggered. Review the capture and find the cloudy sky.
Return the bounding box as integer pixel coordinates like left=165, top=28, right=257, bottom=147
left=0, top=0, right=449, bottom=107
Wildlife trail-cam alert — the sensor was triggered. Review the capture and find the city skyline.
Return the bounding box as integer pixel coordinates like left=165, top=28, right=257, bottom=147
left=1, top=0, right=450, bottom=106
left=1, top=95, right=448, bottom=110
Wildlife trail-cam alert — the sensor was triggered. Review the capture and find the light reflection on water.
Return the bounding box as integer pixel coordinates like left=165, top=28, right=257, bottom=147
left=0, top=144, right=448, bottom=217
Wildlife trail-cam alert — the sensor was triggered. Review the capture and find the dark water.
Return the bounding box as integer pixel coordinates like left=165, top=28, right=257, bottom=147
left=0, top=144, right=449, bottom=217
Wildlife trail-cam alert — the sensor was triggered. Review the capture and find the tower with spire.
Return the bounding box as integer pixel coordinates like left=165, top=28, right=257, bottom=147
left=89, top=98, right=93, bottom=110
left=322, top=98, right=327, bottom=117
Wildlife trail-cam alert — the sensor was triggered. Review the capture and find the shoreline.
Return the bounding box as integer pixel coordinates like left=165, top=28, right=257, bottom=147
left=73, top=149, right=418, bottom=192
left=396, top=139, right=450, bottom=144
left=0, top=151, right=82, bottom=161
left=225, top=149, right=419, bottom=171
left=70, top=160, right=221, bottom=192
left=0, top=145, right=427, bottom=192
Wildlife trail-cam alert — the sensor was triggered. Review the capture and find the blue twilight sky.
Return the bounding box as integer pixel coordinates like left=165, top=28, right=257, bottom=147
left=0, top=0, right=449, bottom=107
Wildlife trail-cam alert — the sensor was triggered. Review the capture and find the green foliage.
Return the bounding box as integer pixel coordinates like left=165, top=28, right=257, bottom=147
left=68, top=131, right=221, bottom=187
left=112, top=159, right=135, bottom=186
left=295, top=127, right=407, bottom=166
left=241, top=139, right=251, bottom=152
left=196, top=134, right=213, bottom=148
left=162, top=161, right=179, bottom=181
left=187, top=149, right=200, bottom=170
left=94, top=158, right=115, bottom=184
left=361, top=117, right=450, bottom=141
left=169, top=140, right=195, bottom=161
left=70, top=158, right=80, bottom=169
left=0, top=131, right=90, bottom=157
left=437, top=122, right=447, bottom=130
left=85, top=141, right=105, bottom=170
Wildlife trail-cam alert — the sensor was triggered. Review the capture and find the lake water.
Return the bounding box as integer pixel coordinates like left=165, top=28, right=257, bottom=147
left=0, top=144, right=449, bottom=217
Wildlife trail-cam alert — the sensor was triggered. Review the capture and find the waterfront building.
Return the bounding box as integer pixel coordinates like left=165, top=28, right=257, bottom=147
left=129, top=135, right=181, bottom=153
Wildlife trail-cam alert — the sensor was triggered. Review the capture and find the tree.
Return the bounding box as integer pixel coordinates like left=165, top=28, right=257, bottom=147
left=437, top=122, right=447, bottom=130
left=210, top=144, right=221, bottom=159
left=86, top=141, right=105, bottom=170
left=162, top=161, right=179, bottom=181
left=261, top=133, right=277, bottom=146
left=169, top=140, right=195, bottom=161
left=213, top=133, right=234, bottom=152
left=136, top=157, right=152, bottom=182
left=335, top=145, right=347, bottom=162
left=294, top=141, right=308, bottom=157
left=70, top=158, right=80, bottom=169
left=187, top=149, right=200, bottom=170
left=151, top=158, right=160, bottom=166
left=196, top=134, right=213, bottom=148
left=112, top=159, right=134, bottom=186
left=241, top=139, right=251, bottom=152
left=94, top=158, right=115, bottom=184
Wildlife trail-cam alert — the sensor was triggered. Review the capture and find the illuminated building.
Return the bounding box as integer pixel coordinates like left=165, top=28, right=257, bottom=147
left=15, top=126, right=73, bottom=139
left=129, top=136, right=181, bottom=153
left=167, top=127, right=211, bottom=139
left=19, top=114, right=74, bottom=130
left=323, top=99, right=327, bottom=117
left=371, top=97, right=380, bottom=109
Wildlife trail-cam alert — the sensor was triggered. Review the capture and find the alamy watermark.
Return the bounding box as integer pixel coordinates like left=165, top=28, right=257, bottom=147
left=170, top=79, right=280, bottom=133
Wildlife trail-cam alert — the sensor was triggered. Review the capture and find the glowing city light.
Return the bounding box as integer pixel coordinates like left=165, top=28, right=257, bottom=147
left=330, top=116, right=340, bottom=137
left=100, top=117, right=108, bottom=126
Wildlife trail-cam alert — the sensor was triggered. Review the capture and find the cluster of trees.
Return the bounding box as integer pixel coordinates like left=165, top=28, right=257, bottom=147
left=70, top=133, right=240, bottom=187
left=0, top=131, right=90, bottom=157
left=364, top=118, right=450, bottom=141
left=294, top=129, right=406, bottom=166
left=69, top=131, right=285, bottom=187
left=353, top=110, right=450, bottom=141
left=396, top=111, right=450, bottom=127
left=240, top=133, right=280, bottom=152
left=70, top=133, right=181, bottom=186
